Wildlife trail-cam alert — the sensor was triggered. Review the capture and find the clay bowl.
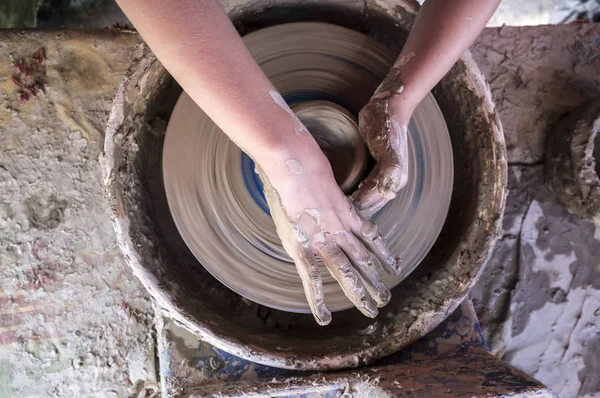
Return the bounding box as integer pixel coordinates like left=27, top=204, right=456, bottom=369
left=101, top=0, right=506, bottom=370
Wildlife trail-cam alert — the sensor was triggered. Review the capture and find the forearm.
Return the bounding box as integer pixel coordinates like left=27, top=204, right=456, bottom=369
left=115, top=0, right=318, bottom=169
left=389, top=0, right=499, bottom=112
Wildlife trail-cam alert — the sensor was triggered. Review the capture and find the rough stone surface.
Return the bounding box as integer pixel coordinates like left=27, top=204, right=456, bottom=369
left=471, top=23, right=600, bottom=164
left=470, top=23, right=600, bottom=398
left=471, top=165, right=600, bottom=398
left=545, top=99, right=600, bottom=226
left=0, top=30, right=158, bottom=397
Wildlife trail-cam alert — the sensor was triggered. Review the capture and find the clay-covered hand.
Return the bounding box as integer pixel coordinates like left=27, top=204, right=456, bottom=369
left=258, top=148, right=401, bottom=325
left=352, top=66, right=411, bottom=219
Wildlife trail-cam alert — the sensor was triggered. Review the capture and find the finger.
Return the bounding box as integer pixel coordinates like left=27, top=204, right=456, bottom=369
left=314, top=240, right=378, bottom=318
left=354, top=101, right=409, bottom=219
left=292, top=246, right=331, bottom=326
left=351, top=161, right=407, bottom=219
left=334, top=231, right=391, bottom=307
left=356, top=220, right=402, bottom=276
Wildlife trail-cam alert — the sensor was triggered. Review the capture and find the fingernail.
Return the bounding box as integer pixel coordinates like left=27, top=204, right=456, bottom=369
left=360, top=299, right=378, bottom=318
left=377, top=285, right=391, bottom=307
left=391, top=256, right=403, bottom=275
left=315, top=310, right=332, bottom=326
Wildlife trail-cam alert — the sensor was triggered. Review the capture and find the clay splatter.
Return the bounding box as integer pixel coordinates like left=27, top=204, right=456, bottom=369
left=398, top=51, right=416, bottom=66
left=269, top=90, right=308, bottom=137
left=285, top=158, right=303, bottom=175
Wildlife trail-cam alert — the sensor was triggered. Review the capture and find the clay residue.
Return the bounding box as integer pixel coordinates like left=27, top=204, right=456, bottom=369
left=545, top=99, right=600, bottom=226
left=352, top=72, right=410, bottom=218
left=285, top=158, right=303, bottom=175
left=398, top=50, right=415, bottom=65
left=269, top=90, right=309, bottom=138
left=471, top=23, right=600, bottom=164
left=472, top=165, right=600, bottom=397
left=24, top=191, right=68, bottom=230
left=256, top=167, right=332, bottom=325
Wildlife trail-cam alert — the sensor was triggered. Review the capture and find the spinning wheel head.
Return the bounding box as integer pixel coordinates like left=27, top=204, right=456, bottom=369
left=162, top=22, right=454, bottom=313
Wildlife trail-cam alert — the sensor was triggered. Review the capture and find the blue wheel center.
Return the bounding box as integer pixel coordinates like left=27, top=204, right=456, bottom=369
left=240, top=91, right=355, bottom=217
left=241, top=153, right=270, bottom=215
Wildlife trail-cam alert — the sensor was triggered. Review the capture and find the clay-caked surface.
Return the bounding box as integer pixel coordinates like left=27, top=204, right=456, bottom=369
left=545, top=100, right=600, bottom=227
left=102, top=1, right=506, bottom=370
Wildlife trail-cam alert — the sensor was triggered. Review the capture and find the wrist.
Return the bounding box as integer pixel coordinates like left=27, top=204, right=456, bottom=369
left=251, top=134, right=329, bottom=179
left=371, top=68, right=419, bottom=119
left=388, top=94, right=417, bottom=122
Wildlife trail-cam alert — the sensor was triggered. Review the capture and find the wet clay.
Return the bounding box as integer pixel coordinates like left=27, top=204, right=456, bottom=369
left=102, top=0, right=506, bottom=371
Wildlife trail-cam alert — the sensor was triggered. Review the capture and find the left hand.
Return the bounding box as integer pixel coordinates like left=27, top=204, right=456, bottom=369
left=352, top=67, right=413, bottom=219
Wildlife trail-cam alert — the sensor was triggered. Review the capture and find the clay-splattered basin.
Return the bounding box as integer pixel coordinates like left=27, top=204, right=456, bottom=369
left=101, top=0, right=506, bottom=370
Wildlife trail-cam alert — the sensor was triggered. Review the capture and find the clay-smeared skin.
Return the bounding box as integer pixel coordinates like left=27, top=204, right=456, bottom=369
left=285, top=159, right=303, bottom=175
left=260, top=89, right=403, bottom=325
left=257, top=157, right=399, bottom=325
left=269, top=90, right=310, bottom=139
left=353, top=68, right=410, bottom=219
left=351, top=0, right=501, bottom=216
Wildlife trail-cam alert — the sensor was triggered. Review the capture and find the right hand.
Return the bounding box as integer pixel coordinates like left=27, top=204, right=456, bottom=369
left=257, top=128, right=401, bottom=326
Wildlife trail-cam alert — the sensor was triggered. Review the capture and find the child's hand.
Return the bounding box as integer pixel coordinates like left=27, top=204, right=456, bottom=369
left=352, top=67, right=411, bottom=219
left=258, top=141, right=401, bottom=326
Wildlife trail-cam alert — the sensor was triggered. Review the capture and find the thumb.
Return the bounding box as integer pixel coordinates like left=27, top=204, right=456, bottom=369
left=351, top=161, right=408, bottom=219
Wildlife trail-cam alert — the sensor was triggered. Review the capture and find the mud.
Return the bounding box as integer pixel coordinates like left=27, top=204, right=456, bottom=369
left=470, top=166, right=542, bottom=352
left=545, top=99, right=600, bottom=227
left=472, top=23, right=600, bottom=164
left=102, top=0, right=506, bottom=370
left=467, top=22, right=600, bottom=397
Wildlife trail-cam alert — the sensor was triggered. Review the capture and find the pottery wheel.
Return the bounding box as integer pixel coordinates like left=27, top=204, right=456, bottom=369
left=163, top=22, right=453, bottom=313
